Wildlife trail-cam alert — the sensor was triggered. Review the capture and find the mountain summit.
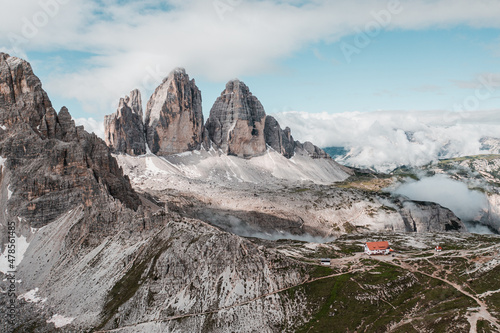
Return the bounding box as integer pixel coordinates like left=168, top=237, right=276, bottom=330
left=145, top=68, right=205, bottom=155
left=104, top=70, right=337, bottom=164
left=205, top=79, right=267, bottom=158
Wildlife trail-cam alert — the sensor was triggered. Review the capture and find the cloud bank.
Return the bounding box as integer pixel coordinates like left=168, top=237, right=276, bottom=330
left=274, top=110, right=500, bottom=172
left=392, top=174, right=494, bottom=234
left=393, top=174, right=488, bottom=221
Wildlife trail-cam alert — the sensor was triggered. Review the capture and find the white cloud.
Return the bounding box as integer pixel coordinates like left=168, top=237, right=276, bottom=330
left=75, top=117, right=104, bottom=139
left=393, top=174, right=488, bottom=222
left=1, top=0, right=500, bottom=116
left=274, top=109, right=500, bottom=172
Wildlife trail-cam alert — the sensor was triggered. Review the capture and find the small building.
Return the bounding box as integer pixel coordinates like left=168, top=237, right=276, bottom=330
left=320, top=258, right=331, bottom=266
left=364, top=241, right=393, bottom=255
left=435, top=246, right=442, bottom=252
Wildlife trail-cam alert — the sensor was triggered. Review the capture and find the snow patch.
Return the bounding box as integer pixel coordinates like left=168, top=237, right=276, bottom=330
left=7, top=185, right=12, bottom=199
left=176, top=151, right=193, bottom=157
left=0, top=125, right=6, bottom=130
left=47, top=314, right=75, bottom=328
left=18, top=288, right=47, bottom=303
left=145, top=143, right=153, bottom=155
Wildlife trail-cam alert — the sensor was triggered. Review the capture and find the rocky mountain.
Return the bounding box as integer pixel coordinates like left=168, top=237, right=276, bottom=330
left=0, top=53, right=51, bottom=129
left=205, top=80, right=267, bottom=158
left=104, top=72, right=335, bottom=165
left=145, top=68, right=205, bottom=156
left=1, top=54, right=491, bottom=333
left=264, top=116, right=295, bottom=159
left=104, top=89, right=146, bottom=155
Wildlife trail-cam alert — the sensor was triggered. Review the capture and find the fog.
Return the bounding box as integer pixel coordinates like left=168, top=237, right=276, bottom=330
left=202, top=212, right=335, bottom=243
left=393, top=174, right=492, bottom=234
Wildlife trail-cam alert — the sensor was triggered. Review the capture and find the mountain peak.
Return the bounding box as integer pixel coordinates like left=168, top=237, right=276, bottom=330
left=145, top=68, right=205, bottom=156
left=205, top=79, right=267, bottom=158
left=105, top=89, right=147, bottom=155
left=0, top=53, right=52, bottom=129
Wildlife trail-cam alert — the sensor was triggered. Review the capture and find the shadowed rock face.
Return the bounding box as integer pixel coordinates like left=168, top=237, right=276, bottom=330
left=145, top=68, right=204, bottom=156
left=205, top=80, right=267, bottom=158
left=104, top=89, right=146, bottom=155
left=264, top=115, right=296, bottom=159
left=0, top=53, right=140, bottom=228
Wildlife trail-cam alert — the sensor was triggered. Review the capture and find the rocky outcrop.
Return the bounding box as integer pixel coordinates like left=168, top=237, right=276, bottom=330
left=0, top=53, right=140, bottom=229
left=264, top=116, right=295, bottom=159
left=205, top=80, right=267, bottom=158
left=0, top=53, right=52, bottom=129
left=39, top=106, right=78, bottom=142
left=104, top=89, right=146, bottom=155
left=264, top=114, right=332, bottom=160
left=103, top=74, right=334, bottom=162
left=400, top=200, right=465, bottom=232
left=294, top=140, right=330, bottom=159
left=145, top=68, right=204, bottom=156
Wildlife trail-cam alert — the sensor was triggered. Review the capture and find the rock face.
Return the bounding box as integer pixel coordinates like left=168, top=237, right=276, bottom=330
left=400, top=200, right=465, bottom=232
left=205, top=80, right=267, bottom=158
left=0, top=53, right=52, bottom=129
left=104, top=89, right=146, bottom=155
left=145, top=68, right=204, bottom=156
left=0, top=53, right=140, bottom=229
left=264, top=114, right=331, bottom=160
left=294, top=140, right=330, bottom=159
left=264, top=116, right=295, bottom=159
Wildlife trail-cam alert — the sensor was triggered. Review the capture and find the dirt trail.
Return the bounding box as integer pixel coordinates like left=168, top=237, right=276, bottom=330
left=372, top=252, right=500, bottom=333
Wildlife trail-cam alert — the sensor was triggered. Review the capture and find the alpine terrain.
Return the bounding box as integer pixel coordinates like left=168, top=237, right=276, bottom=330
left=1, top=54, right=500, bottom=333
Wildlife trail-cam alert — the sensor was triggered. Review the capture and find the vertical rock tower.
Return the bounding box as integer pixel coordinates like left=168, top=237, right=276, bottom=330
left=205, top=80, right=267, bottom=158
left=145, top=68, right=204, bottom=156
left=104, top=89, right=146, bottom=155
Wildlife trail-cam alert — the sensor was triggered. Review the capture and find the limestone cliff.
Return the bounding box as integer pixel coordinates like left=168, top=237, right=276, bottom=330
left=205, top=80, right=267, bottom=158
left=104, top=89, right=146, bottom=155
left=145, top=68, right=204, bottom=156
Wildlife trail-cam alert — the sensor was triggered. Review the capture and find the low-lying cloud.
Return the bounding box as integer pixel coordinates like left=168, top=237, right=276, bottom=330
left=274, top=110, right=500, bottom=172
left=392, top=174, right=492, bottom=233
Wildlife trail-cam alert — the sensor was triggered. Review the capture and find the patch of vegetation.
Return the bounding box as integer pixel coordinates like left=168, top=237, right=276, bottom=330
left=477, top=319, right=495, bottom=332
left=309, top=265, right=335, bottom=278
left=287, top=257, right=476, bottom=333
left=95, top=238, right=171, bottom=330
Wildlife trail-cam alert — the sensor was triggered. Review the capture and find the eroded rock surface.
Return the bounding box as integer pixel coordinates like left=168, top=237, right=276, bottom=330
left=205, top=80, right=267, bottom=158
left=104, top=89, right=146, bottom=155
left=145, top=68, right=204, bottom=156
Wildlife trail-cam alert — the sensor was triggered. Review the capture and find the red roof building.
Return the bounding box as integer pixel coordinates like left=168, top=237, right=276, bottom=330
left=364, top=241, right=393, bottom=255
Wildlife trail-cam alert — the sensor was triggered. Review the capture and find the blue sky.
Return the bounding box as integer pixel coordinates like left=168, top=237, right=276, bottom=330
left=1, top=0, right=499, bottom=136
